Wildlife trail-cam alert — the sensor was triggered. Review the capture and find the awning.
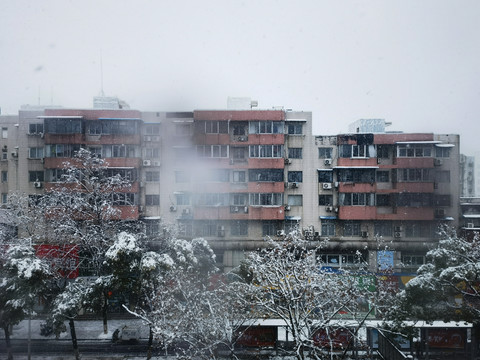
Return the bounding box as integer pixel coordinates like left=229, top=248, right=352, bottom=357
left=173, top=119, right=194, bottom=123
left=320, top=216, right=337, bottom=220
left=285, top=216, right=301, bottom=221
left=285, top=118, right=307, bottom=122
left=395, top=141, right=441, bottom=144
left=98, top=118, right=141, bottom=121
left=142, top=216, right=161, bottom=220
left=435, top=143, right=455, bottom=148
left=463, top=214, right=480, bottom=218
left=334, top=166, right=379, bottom=169
left=317, top=169, right=333, bottom=171
left=38, top=115, right=83, bottom=119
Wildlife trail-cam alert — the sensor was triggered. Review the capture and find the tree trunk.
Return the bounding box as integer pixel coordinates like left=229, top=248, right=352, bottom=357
left=68, top=318, right=80, bottom=360
left=146, top=326, right=153, bottom=360
left=3, top=325, right=13, bottom=360
left=102, top=292, right=108, bottom=334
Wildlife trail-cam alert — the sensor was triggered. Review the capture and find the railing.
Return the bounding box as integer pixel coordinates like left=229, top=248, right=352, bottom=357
left=377, top=329, right=410, bottom=360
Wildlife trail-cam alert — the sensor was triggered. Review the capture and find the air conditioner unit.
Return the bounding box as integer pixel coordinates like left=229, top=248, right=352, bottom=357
left=139, top=181, right=145, bottom=187
left=284, top=158, right=292, bottom=165
left=33, top=181, right=42, bottom=188
left=153, top=161, right=161, bottom=167
left=238, top=136, right=247, bottom=142
left=244, top=206, right=248, bottom=213
left=284, top=205, right=291, bottom=211
left=144, top=136, right=152, bottom=141
left=324, top=159, right=332, bottom=165
left=138, top=206, right=144, bottom=212
left=467, top=223, right=475, bottom=228
left=218, top=226, right=225, bottom=237
left=322, top=183, right=332, bottom=190
left=325, top=206, right=333, bottom=212
left=435, top=209, right=446, bottom=217
left=143, top=160, right=151, bottom=166
left=394, top=231, right=402, bottom=238
left=233, top=206, right=239, bottom=213
left=276, top=230, right=285, bottom=236
left=394, top=226, right=402, bottom=232
left=334, top=181, right=339, bottom=188
left=169, top=205, right=177, bottom=212
left=377, top=158, right=381, bottom=164
left=361, top=231, right=368, bottom=238
left=434, top=159, right=443, bottom=166
left=152, top=136, right=160, bottom=142
left=182, top=208, right=190, bottom=215
left=291, top=182, right=299, bottom=188
left=314, top=231, right=320, bottom=237
left=230, top=158, right=234, bottom=165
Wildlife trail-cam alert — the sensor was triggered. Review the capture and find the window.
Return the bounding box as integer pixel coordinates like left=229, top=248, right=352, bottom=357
left=1, top=171, right=7, bottom=183
left=106, top=168, right=137, bottom=181
left=204, top=121, right=228, bottom=134
left=376, top=171, right=389, bottom=182
left=29, top=147, right=44, bottom=159
left=262, top=221, right=280, bottom=236
left=29, top=123, right=44, bottom=134
left=89, top=147, right=102, bottom=157
left=200, top=169, right=230, bottom=182
left=200, top=221, right=218, bottom=237
left=175, top=171, right=190, bottom=183
left=318, top=147, right=333, bottom=159
left=288, top=148, right=302, bottom=159
left=434, top=194, right=451, bottom=206
left=398, top=169, right=432, bottom=182
left=287, top=123, right=302, bottom=135
left=145, top=194, right=160, bottom=206
left=112, top=193, right=135, bottom=206
left=45, top=144, right=81, bottom=158
left=374, top=221, right=392, bottom=237
left=405, top=222, right=432, bottom=238
left=175, top=124, right=191, bottom=136
left=339, top=193, right=374, bottom=206
left=321, top=220, right=335, bottom=236
left=87, top=122, right=102, bottom=135
left=196, top=193, right=227, bottom=206
left=318, top=195, right=333, bottom=206
left=145, top=124, right=160, bottom=135
left=232, top=170, right=246, bottom=183
left=320, top=253, right=365, bottom=267
left=396, top=193, right=432, bottom=207
left=249, top=145, right=284, bottom=158
left=145, top=148, right=160, bottom=158
left=197, top=145, right=228, bottom=158
left=231, top=193, right=247, bottom=206
left=46, top=169, right=68, bottom=182
left=44, top=118, right=82, bottom=134
left=397, top=144, right=432, bottom=157
left=352, top=145, right=368, bottom=158
left=175, top=193, right=190, bottom=205
left=435, top=170, right=450, bottom=183
left=402, top=254, right=425, bottom=267
left=376, top=145, right=389, bottom=159
left=338, top=169, right=375, bottom=183
left=145, top=220, right=160, bottom=237
left=1, top=193, right=7, bottom=204
left=287, top=171, right=303, bottom=183
left=343, top=222, right=361, bottom=237
left=250, top=193, right=283, bottom=206
left=249, top=169, right=283, bottom=182
left=145, top=171, right=160, bottom=182
left=249, top=121, right=283, bottom=134
left=29, top=171, right=44, bottom=182
left=231, top=147, right=247, bottom=160
left=232, top=124, right=246, bottom=136
left=2, top=128, right=7, bottom=139
left=231, top=220, right=248, bottom=236
left=435, top=147, right=450, bottom=158
left=287, top=195, right=303, bottom=206
left=318, top=170, right=333, bottom=183
left=376, top=194, right=391, bottom=206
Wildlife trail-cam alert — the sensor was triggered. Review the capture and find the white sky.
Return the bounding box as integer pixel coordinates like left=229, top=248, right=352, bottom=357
left=1, top=0, right=480, bottom=154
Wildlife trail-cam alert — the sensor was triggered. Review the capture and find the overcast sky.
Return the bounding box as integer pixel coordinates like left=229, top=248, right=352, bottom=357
left=1, top=0, right=480, bottom=154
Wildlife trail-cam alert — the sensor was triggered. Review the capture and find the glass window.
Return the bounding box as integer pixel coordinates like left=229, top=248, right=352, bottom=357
left=2, top=128, right=8, bottom=138
left=145, top=194, right=160, bottom=206
left=1, top=193, right=7, bottom=204
left=318, top=195, right=333, bottom=206
left=376, top=145, right=389, bottom=159
left=231, top=193, right=247, bottom=206
left=321, top=220, right=335, bottom=236
left=287, top=195, right=303, bottom=206
left=29, top=147, right=44, bottom=159
left=29, top=123, right=44, bottom=134
left=435, top=147, right=450, bottom=158
left=376, top=171, right=389, bottom=182
left=250, top=193, right=283, bottom=206
left=1, top=171, right=7, bottom=182
left=288, top=148, right=302, bottom=159
left=318, top=147, right=333, bottom=159
left=231, top=220, right=248, bottom=236
left=374, top=221, right=392, bottom=237
left=262, top=221, right=280, bottom=236
left=233, top=170, right=246, bottom=183
left=29, top=171, right=44, bottom=182
left=287, top=123, right=302, bottom=135
left=175, top=193, right=190, bottom=205
left=145, top=124, right=160, bottom=135
left=287, top=171, right=303, bottom=183
left=376, top=194, right=390, bottom=206
left=249, top=121, right=283, bottom=134
left=397, top=144, right=432, bottom=157
left=145, top=148, right=160, bottom=158
left=343, top=222, right=361, bottom=237
left=145, top=171, right=160, bottom=182
left=145, top=220, right=160, bottom=237
left=249, top=169, right=283, bottom=182
left=318, top=170, right=333, bottom=183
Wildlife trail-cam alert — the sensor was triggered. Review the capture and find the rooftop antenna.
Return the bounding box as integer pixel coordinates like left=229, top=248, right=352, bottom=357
left=100, top=49, right=105, bottom=96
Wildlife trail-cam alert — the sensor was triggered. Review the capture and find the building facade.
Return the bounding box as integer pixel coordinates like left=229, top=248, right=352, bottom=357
left=0, top=103, right=462, bottom=276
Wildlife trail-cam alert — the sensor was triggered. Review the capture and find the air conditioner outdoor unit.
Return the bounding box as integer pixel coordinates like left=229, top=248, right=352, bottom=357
left=467, top=223, right=475, bottom=228
left=434, top=159, right=443, bottom=166
left=34, top=181, right=42, bottom=188
left=325, top=206, right=333, bottom=212
left=138, top=206, right=144, bottom=212
left=394, top=226, right=402, bottom=232
left=322, top=183, right=332, bottom=190
left=153, top=161, right=161, bottom=167
left=143, top=160, right=151, bottom=166
left=169, top=205, right=177, bottom=212
left=244, top=206, right=249, bottom=213
left=284, top=205, right=291, bottom=211
left=152, top=136, right=160, bottom=142
left=144, top=136, right=152, bottom=141
left=218, top=226, right=225, bottom=237
left=238, top=136, right=247, bottom=142
left=182, top=208, right=190, bottom=215
left=435, top=209, right=445, bottom=217
left=291, top=182, right=299, bottom=188
left=361, top=231, right=368, bottom=238
left=276, top=230, right=285, bottom=236
left=324, top=159, right=332, bottom=165
left=284, top=158, right=292, bottom=165
left=394, top=231, right=402, bottom=238
left=233, top=206, right=239, bottom=213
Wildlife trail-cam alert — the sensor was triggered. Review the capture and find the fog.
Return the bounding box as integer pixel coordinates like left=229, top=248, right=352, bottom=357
left=1, top=0, right=480, bottom=154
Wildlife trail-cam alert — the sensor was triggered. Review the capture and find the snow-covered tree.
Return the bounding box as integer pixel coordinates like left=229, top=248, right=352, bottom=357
left=241, top=231, right=375, bottom=360
left=390, top=226, right=480, bottom=325
left=0, top=244, right=51, bottom=360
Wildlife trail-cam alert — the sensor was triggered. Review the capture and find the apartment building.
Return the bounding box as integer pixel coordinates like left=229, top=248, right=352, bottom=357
left=0, top=103, right=462, bottom=277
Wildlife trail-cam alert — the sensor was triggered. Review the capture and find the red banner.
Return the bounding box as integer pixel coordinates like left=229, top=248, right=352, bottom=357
left=35, top=244, right=79, bottom=279
left=235, top=326, right=277, bottom=347
left=427, top=328, right=466, bottom=349
left=313, top=328, right=352, bottom=349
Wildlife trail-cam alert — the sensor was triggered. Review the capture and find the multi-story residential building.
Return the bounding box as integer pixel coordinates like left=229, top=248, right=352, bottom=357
left=0, top=101, right=462, bottom=279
